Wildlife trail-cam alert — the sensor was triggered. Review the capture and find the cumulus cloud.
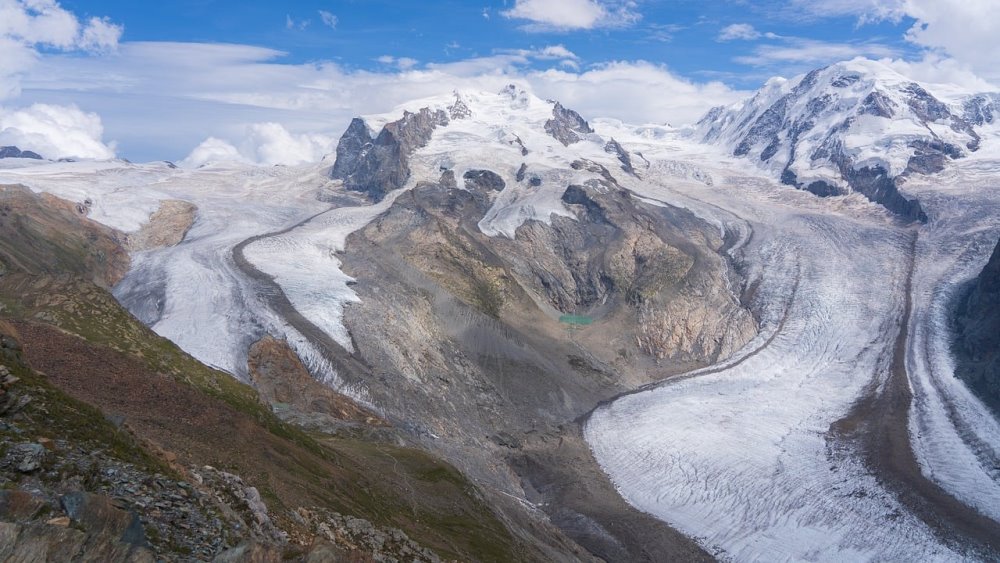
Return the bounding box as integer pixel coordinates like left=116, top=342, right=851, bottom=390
left=525, top=61, right=746, bottom=126
left=182, top=122, right=334, bottom=168
left=181, top=137, right=245, bottom=167
left=718, top=24, right=761, bottom=42
left=789, top=0, right=1000, bottom=85
left=502, top=0, right=640, bottom=31
left=0, top=0, right=121, bottom=97
left=0, top=103, right=115, bottom=159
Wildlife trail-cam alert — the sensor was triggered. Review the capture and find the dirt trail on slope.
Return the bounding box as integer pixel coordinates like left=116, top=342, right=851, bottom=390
left=833, top=230, right=1000, bottom=558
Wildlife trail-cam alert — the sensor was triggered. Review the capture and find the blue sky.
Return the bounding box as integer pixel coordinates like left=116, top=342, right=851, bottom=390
left=0, top=0, right=996, bottom=162
left=57, top=0, right=922, bottom=87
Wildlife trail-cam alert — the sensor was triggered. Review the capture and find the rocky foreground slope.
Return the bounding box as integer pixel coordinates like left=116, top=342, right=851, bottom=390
left=0, top=183, right=530, bottom=561
left=953, top=238, right=1000, bottom=413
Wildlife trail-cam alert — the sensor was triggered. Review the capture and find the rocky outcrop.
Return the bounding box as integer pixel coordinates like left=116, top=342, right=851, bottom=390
left=0, top=491, right=155, bottom=562
left=127, top=200, right=197, bottom=251
left=963, top=93, right=1000, bottom=126
left=545, top=102, right=594, bottom=146
left=462, top=169, right=506, bottom=192
left=0, top=146, right=43, bottom=160
left=604, top=138, right=637, bottom=177
left=953, top=239, right=1000, bottom=414
left=448, top=95, right=472, bottom=120
left=331, top=108, right=449, bottom=201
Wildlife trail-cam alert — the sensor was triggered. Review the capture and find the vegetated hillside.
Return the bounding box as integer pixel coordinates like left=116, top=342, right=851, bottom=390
left=0, top=184, right=528, bottom=562
left=953, top=239, right=1000, bottom=414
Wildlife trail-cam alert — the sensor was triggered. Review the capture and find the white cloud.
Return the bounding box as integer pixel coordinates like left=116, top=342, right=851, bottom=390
left=880, top=54, right=995, bottom=93
left=318, top=10, right=338, bottom=30
left=182, top=122, right=334, bottom=168
left=376, top=55, right=419, bottom=70
left=536, top=45, right=579, bottom=60
left=17, top=41, right=745, bottom=161
left=734, top=37, right=898, bottom=67
left=78, top=16, right=122, bottom=52
left=789, top=0, right=1000, bottom=85
left=0, top=103, right=115, bottom=159
left=718, top=24, right=761, bottom=42
left=898, top=0, right=998, bottom=82
left=0, top=0, right=121, bottom=99
left=241, top=122, right=334, bottom=165
left=526, top=61, right=746, bottom=126
left=501, top=0, right=640, bottom=31
left=181, top=137, right=245, bottom=167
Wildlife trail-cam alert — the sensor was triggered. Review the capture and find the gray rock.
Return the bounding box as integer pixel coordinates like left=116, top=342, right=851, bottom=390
left=0, top=146, right=43, bottom=160
left=604, top=139, right=637, bottom=177
left=448, top=95, right=472, bottom=120
left=463, top=169, right=505, bottom=192
left=14, top=443, right=46, bottom=473
left=953, top=238, right=1000, bottom=415
left=331, top=108, right=449, bottom=201
left=544, top=102, right=594, bottom=146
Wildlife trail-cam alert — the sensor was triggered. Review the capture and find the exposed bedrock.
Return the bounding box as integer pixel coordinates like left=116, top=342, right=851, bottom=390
left=335, top=167, right=755, bottom=559
left=330, top=109, right=449, bottom=201
left=545, top=102, right=594, bottom=146
left=953, top=239, right=1000, bottom=414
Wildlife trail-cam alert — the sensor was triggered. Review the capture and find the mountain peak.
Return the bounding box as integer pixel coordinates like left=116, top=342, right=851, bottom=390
left=696, top=58, right=989, bottom=221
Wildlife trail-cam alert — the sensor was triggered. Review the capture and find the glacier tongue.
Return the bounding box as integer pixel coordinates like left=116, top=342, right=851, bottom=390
left=585, top=176, right=964, bottom=560
left=581, top=126, right=1000, bottom=560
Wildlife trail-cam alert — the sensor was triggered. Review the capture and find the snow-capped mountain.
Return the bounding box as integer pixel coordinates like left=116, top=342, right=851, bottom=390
left=697, top=58, right=997, bottom=221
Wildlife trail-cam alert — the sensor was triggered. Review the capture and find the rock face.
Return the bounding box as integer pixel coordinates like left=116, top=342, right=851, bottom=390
left=462, top=169, right=506, bottom=192
left=331, top=108, right=449, bottom=201
left=336, top=162, right=755, bottom=558
left=126, top=200, right=197, bottom=251
left=697, top=58, right=990, bottom=222
left=0, top=146, right=43, bottom=160
left=953, top=239, right=1000, bottom=413
left=604, top=138, right=637, bottom=177
left=963, top=93, right=1000, bottom=126
left=545, top=102, right=594, bottom=146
